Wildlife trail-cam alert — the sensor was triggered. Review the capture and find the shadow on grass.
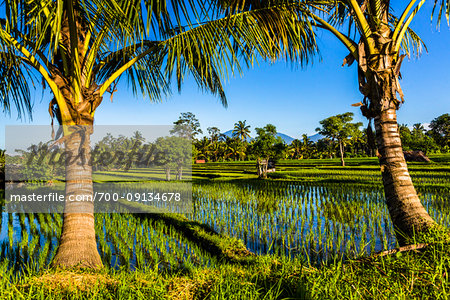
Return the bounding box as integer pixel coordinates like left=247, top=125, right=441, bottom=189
left=119, top=201, right=256, bottom=266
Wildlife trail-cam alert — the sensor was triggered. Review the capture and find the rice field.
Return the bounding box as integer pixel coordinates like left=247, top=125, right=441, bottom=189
left=0, top=211, right=222, bottom=273
left=190, top=180, right=450, bottom=264
left=1, top=156, right=449, bottom=273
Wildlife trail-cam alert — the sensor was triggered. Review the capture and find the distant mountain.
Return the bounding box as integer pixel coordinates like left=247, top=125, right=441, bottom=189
left=307, top=133, right=323, bottom=143
left=222, top=130, right=251, bottom=142
left=221, top=130, right=324, bottom=144
left=222, top=130, right=238, bottom=138
left=277, top=133, right=295, bottom=144
left=222, top=130, right=295, bottom=144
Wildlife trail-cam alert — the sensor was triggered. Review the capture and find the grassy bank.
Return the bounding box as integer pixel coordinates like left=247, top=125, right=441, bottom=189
left=2, top=228, right=449, bottom=299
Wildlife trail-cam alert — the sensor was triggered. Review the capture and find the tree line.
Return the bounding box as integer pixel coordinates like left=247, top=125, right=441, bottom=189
left=5, top=130, right=191, bottom=182
left=2, top=111, right=448, bottom=176
left=181, top=112, right=450, bottom=165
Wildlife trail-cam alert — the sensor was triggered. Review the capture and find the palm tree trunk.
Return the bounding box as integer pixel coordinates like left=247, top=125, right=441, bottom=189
left=52, top=127, right=102, bottom=269
left=374, top=104, right=436, bottom=244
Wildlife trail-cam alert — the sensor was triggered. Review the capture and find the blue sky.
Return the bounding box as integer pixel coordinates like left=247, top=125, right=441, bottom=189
left=1, top=2, right=449, bottom=147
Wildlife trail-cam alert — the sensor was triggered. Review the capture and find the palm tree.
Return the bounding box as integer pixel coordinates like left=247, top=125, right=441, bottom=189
left=194, top=137, right=212, bottom=161
left=227, top=137, right=247, bottom=161
left=209, top=140, right=222, bottom=162
left=228, top=0, right=448, bottom=242
left=364, top=121, right=377, bottom=157
left=0, top=57, right=32, bottom=120
left=289, top=139, right=303, bottom=159
left=217, top=141, right=229, bottom=162
left=300, top=134, right=314, bottom=159
left=412, top=123, right=425, bottom=137
left=1, top=0, right=317, bottom=268
left=349, top=127, right=365, bottom=156
left=232, top=120, right=251, bottom=142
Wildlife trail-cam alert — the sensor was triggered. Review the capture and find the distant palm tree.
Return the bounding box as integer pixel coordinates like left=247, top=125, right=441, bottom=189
left=216, top=142, right=229, bottom=162
left=412, top=123, right=425, bottom=136
left=300, top=134, right=314, bottom=159
left=194, top=137, right=211, bottom=161
left=289, top=139, right=303, bottom=159
left=227, top=137, right=247, bottom=161
left=232, top=120, right=251, bottom=142
left=209, top=141, right=222, bottom=162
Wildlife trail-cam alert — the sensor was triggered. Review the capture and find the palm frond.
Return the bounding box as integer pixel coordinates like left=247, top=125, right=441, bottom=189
left=162, top=1, right=318, bottom=102
left=0, top=49, right=33, bottom=119
left=98, top=41, right=169, bottom=101
left=98, top=1, right=318, bottom=105
left=401, top=26, right=427, bottom=58
left=390, top=14, right=427, bottom=58
left=1, top=0, right=318, bottom=118
left=432, top=0, right=450, bottom=26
